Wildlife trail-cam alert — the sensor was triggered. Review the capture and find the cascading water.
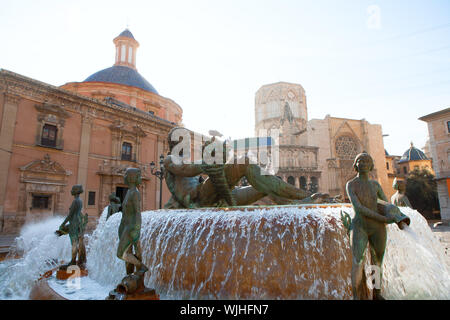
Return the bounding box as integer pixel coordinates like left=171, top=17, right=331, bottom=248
left=0, top=205, right=449, bottom=299
left=87, top=206, right=353, bottom=299
left=0, top=216, right=71, bottom=299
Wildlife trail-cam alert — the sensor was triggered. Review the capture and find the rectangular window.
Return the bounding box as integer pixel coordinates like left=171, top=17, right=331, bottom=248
left=41, top=124, right=57, bottom=147
left=403, top=167, right=407, bottom=174
left=386, top=162, right=389, bottom=170
left=88, top=191, right=96, bottom=206
left=447, top=121, right=450, bottom=133
left=128, top=47, right=133, bottom=63
left=32, top=195, right=50, bottom=209
left=121, top=142, right=133, bottom=161
left=121, top=45, right=126, bottom=62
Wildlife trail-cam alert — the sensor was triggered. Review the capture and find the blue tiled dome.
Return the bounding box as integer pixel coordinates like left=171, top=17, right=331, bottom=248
left=398, top=143, right=428, bottom=163
left=84, top=65, right=158, bottom=94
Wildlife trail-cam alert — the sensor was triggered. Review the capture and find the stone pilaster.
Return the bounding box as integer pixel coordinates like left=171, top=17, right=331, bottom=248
left=77, top=112, right=93, bottom=205
left=0, top=93, right=21, bottom=231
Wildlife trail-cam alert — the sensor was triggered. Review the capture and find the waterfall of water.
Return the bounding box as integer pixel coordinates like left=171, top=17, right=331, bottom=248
left=382, top=209, right=450, bottom=299
left=86, top=206, right=353, bottom=299
left=0, top=216, right=72, bottom=299
left=1, top=205, right=449, bottom=300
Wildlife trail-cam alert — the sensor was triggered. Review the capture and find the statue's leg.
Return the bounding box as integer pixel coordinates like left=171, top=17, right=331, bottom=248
left=164, top=195, right=186, bottom=209
left=117, top=231, right=140, bottom=272
left=125, top=246, right=135, bottom=275
left=77, top=235, right=87, bottom=267
left=351, top=225, right=369, bottom=300
left=244, top=164, right=310, bottom=200
left=232, top=186, right=267, bottom=206
left=133, top=240, right=148, bottom=273
left=368, top=226, right=387, bottom=300
left=197, top=164, right=248, bottom=206
left=70, top=237, right=79, bottom=265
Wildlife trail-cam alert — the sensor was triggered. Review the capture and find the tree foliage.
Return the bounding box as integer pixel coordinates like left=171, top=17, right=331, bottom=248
left=405, top=168, right=440, bottom=219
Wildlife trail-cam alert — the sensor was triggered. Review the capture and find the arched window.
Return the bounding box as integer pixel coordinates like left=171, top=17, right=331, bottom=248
left=121, top=142, right=133, bottom=161
left=41, top=124, right=57, bottom=147
left=287, top=176, right=295, bottom=185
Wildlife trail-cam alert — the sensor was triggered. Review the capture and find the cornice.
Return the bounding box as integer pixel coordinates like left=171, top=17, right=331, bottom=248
left=0, top=69, right=176, bottom=135
left=35, top=102, right=71, bottom=119
left=3, top=92, right=21, bottom=105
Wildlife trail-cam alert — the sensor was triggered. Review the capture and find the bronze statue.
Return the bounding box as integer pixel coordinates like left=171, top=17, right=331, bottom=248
left=56, top=184, right=88, bottom=269
left=391, top=178, right=412, bottom=208
left=106, top=192, right=121, bottom=220
left=117, top=168, right=148, bottom=275
left=164, top=128, right=326, bottom=209
left=107, top=168, right=159, bottom=300
left=345, top=152, right=409, bottom=300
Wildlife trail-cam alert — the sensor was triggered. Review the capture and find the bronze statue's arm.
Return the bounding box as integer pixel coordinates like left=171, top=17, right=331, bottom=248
left=346, top=182, right=390, bottom=223
left=375, top=181, right=388, bottom=202
left=164, top=155, right=203, bottom=177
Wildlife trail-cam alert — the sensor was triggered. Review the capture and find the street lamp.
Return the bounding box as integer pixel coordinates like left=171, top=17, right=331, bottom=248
left=150, top=154, right=165, bottom=209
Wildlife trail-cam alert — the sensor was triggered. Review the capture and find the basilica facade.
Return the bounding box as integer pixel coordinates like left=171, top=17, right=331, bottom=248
left=0, top=29, right=181, bottom=233
left=255, top=82, right=390, bottom=199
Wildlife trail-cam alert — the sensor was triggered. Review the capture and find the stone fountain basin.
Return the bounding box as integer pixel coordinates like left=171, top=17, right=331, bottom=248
left=25, top=204, right=450, bottom=300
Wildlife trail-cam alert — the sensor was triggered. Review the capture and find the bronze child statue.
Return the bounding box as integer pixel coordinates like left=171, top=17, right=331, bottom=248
left=56, top=184, right=88, bottom=269
left=107, top=168, right=158, bottom=300
left=345, top=152, right=409, bottom=300
left=391, top=178, right=412, bottom=208
left=117, top=168, right=148, bottom=275
left=106, top=192, right=121, bottom=221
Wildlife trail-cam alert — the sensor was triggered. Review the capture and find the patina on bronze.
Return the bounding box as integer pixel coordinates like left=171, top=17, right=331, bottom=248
left=164, top=128, right=326, bottom=209
left=391, top=177, right=412, bottom=208
left=117, top=168, right=147, bottom=275
left=56, top=184, right=88, bottom=269
left=346, top=152, right=409, bottom=300
left=107, top=168, right=159, bottom=300
left=106, top=192, right=121, bottom=221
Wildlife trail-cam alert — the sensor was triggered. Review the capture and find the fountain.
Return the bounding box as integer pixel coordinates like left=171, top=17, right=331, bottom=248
left=1, top=204, right=449, bottom=300
left=1, top=147, right=448, bottom=300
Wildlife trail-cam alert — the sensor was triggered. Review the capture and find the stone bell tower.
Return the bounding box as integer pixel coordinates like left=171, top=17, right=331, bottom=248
left=254, top=82, right=320, bottom=191
left=255, top=82, right=308, bottom=145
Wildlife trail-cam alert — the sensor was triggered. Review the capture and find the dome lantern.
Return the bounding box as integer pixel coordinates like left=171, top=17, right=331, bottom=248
left=113, top=29, right=139, bottom=70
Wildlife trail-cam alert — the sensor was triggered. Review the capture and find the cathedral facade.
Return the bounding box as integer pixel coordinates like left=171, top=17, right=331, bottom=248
left=255, top=82, right=390, bottom=199
left=0, top=29, right=181, bottom=233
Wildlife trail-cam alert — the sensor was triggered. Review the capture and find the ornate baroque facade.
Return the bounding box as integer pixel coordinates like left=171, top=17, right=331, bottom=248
left=0, top=30, right=181, bottom=233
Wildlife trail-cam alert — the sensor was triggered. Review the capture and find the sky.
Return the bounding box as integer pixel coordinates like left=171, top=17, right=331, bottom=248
left=1, top=0, right=449, bottom=156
